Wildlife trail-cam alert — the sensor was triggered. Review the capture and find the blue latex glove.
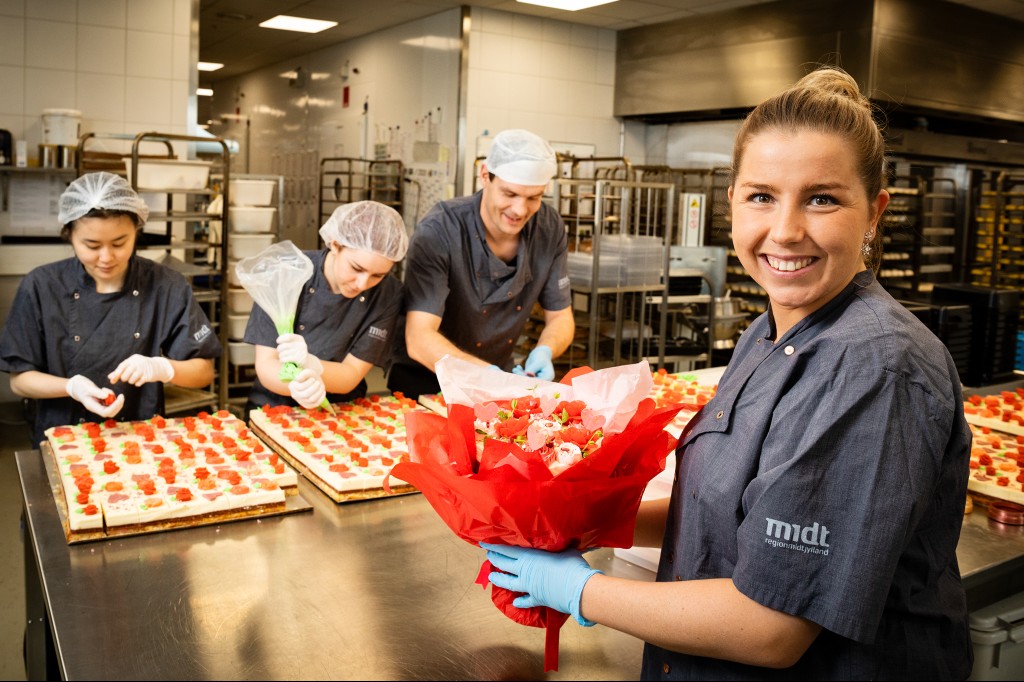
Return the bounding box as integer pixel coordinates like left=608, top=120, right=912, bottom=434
left=481, top=542, right=602, bottom=626
left=511, top=345, right=554, bottom=381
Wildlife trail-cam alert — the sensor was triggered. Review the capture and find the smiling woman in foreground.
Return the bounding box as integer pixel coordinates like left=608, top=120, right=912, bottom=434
left=480, top=66, right=974, bottom=680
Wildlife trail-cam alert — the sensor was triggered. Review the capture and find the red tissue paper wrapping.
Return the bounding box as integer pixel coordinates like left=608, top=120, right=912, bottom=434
left=386, top=357, right=684, bottom=672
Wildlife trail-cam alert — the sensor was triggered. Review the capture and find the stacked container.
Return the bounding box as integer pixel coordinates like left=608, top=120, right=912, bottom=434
left=226, top=179, right=278, bottom=367
left=566, top=235, right=665, bottom=288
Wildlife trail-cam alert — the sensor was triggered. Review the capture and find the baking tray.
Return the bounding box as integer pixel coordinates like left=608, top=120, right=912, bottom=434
left=42, top=442, right=313, bottom=545
left=249, top=421, right=419, bottom=504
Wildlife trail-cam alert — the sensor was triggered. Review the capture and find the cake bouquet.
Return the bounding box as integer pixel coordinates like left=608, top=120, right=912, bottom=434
left=387, top=356, right=684, bottom=671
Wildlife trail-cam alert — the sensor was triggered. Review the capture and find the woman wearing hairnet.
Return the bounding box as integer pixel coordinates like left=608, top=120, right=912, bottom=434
left=242, top=200, right=408, bottom=414
left=0, top=172, right=222, bottom=445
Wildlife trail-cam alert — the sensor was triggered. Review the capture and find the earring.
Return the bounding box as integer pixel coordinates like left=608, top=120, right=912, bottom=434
left=862, top=231, right=874, bottom=258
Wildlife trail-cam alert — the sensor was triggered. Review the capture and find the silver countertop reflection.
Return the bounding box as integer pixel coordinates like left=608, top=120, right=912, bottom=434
left=18, top=449, right=654, bottom=681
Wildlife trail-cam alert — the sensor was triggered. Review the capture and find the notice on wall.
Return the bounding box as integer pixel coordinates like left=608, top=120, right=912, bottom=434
left=4, top=174, right=69, bottom=237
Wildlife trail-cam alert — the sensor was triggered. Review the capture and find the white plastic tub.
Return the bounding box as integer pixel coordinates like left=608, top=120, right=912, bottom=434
left=228, top=341, right=255, bottom=366
left=229, top=233, right=275, bottom=259
left=126, top=159, right=212, bottom=190
left=228, top=287, right=253, bottom=314
left=229, top=206, right=276, bottom=233
left=227, top=313, right=249, bottom=340
left=227, top=259, right=241, bottom=287
left=229, top=179, right=276, bottom=206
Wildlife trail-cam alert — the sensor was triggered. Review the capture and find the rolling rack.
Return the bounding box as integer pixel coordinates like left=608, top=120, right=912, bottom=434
left=124, top=132, right=231, bottom=413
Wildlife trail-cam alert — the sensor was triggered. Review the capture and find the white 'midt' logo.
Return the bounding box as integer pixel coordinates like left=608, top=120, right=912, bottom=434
left=764, top=517, right=831, bottom=556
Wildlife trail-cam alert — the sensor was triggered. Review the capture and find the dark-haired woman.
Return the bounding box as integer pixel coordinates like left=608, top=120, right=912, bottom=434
left=0, top=171, right=221, bottom=444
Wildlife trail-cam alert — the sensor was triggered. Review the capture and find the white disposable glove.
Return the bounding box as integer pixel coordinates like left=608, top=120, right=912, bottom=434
left=277, top=333, right=325, bottom=375
left=288, top=368, right=327, bottom=409
left=66, top=374, right=125, bottom=418
left=108, top=355, right=175, bottom=386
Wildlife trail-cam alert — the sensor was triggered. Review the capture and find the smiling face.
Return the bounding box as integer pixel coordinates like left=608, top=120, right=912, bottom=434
left=324, top=243, right=394, bottom=298
left=69, top=214, right=138, bottom=292
left=479, top=167, right=547, bottom=243
left=729, top=128, right=889, bottom=336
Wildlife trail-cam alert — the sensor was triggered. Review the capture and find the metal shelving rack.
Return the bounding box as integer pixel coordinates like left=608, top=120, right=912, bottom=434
left=554, top=177, right=701, bottom=371
left=318, top=157, right=403, bottom=234
left=970, top=170, right=1024, bottom=325
left=126, top=131, right=231, bottom=414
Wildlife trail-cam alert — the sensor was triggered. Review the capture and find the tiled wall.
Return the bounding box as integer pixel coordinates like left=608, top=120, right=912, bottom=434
left=0, top=0, right=195, bottom=162
left=464, top=7, right=642, bottom=194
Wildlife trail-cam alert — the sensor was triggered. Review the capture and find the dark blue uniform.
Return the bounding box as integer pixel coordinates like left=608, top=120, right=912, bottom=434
left=0, top=256, right=221, bottom=445
left=243, top=249, right=402, bottom=410
left=388, top=192, right=571, bottom=398
left=643, top=271, right=973, bottom=680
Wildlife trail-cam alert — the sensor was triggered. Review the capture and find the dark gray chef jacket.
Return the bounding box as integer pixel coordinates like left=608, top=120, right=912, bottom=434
left=388, top=191, right=570, bottom=396
left=642, top=270, right=973, bottom=680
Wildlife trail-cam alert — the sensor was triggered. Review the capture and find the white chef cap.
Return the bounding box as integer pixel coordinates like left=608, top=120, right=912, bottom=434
left=58, top=171, right=149, bottom=227
left=318, top=200, right=408, bottom=262
left=484, top=129, right=557, bottom=186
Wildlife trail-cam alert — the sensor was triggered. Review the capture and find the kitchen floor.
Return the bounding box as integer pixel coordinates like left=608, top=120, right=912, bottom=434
left=0, top=400, right=31, bottom=682
left=0, top=366, right=390, bottom=682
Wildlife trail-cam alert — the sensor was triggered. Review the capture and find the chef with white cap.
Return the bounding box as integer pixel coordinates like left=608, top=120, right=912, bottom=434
left=387, top=128, right=575, bottom=399
left=0, top=171, right=221, bottom=444
left=243, top=200, right=408, bottom=415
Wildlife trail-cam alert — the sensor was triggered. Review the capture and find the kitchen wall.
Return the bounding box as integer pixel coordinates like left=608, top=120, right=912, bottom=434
left=206, top=5, right=651, bottom=247
left=0, top=0, right=196, bottom=158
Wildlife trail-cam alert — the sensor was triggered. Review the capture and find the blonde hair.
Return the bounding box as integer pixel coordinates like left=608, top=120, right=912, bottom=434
left=731, top=66, right=887, bottom=271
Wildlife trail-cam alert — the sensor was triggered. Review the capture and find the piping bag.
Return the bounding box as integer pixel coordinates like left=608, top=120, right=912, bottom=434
left=234, top=240, right=335, bottom=414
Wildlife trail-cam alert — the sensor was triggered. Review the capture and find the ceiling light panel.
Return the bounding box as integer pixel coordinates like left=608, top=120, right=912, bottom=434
left=516, top=0, right=619, bottom=10
left=259, top=15, right=338, bottom=33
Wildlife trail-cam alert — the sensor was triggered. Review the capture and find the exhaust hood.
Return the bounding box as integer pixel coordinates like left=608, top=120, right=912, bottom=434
left=614, top=0, right=1024, bottom=135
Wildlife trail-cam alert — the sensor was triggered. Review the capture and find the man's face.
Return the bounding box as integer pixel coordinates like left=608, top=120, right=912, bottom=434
left=479, top=168, right=547, bottom=240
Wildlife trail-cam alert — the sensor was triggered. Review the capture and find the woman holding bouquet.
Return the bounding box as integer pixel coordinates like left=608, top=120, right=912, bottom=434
left=483, top=65, right=973, bottom=679
left=243, top=201, right=407, bottom=414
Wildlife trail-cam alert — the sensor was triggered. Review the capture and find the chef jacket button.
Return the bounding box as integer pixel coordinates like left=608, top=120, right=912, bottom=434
left=756, top=338, right=762, bottom=344
left=132, top=290, right=139, bottom=296
left=74, top=335, right=81, bottom=342
left=507, top=292, right=513, bottom=298
left=308, top=287, right=315, bottom=294
left=673, top=576, right=682, bottom=582
left=476, top=342, right=482, bottom=348
left=133, top=332, right=140, bottom=339
left=298, top=324, right=305, bottom=331
left=663, top=663, right=671, bottom=674
left=73, top=292, right=80, bottom=300
left=359, top=296, right=365, bottom=302
left=716, top=410, right=724, bottom=419
left=784, top=345, right=795, bottom=355
left=78, top=418, right=86, bottom=424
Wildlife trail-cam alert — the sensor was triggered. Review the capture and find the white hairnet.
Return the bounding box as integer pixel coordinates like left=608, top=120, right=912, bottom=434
left=318, top=201, right=408, bottom=262
left=485, top=129, right=557, bottom=186
left=58, top=171, right=150, bottom=227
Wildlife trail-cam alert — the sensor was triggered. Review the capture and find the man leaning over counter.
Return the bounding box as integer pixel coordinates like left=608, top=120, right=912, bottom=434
left=387, top=128, right=575, bottom=399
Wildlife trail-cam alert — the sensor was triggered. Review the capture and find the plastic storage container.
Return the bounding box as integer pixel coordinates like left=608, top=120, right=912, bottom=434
left=227, top=314, right=249, bottom=340
left=229, top=206, right=276, bottom=233
left=126, top=159, right=212, bottom=190
left=229, top=179, right=276, bottom=206
left=228, top=288, right=254, bottom=314
left=969, top=591, right=1024, bottom=680
left=229, top=233, right=275, bottom=259
left=228, top=341, right=255, bottom=366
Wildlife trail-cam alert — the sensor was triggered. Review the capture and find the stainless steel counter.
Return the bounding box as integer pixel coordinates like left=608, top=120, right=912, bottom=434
left=17, top=449, right=653, bottom=681
left=21, top=439, right=1024, bottom=680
